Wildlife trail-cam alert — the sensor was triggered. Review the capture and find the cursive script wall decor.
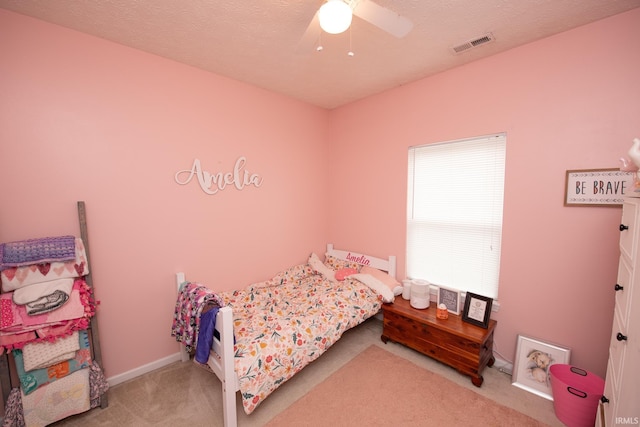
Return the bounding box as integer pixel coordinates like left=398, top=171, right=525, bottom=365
left=175, top=157, right=263, bottom=195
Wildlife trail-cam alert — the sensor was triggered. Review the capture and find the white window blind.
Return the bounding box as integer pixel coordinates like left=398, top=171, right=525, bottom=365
left=406, top=133, right=506, bottom=299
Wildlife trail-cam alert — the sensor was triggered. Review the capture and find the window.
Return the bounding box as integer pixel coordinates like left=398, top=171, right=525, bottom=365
left=406, top=133, right=506, bottom=299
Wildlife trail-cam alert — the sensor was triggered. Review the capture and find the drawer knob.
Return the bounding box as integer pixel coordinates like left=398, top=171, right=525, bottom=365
left=615, top=284, right=624, bottom=291
left=601, top=395, right=610, bottom=404
left=617, top=332, right=628, bottom=342
left=620, top=224, right=629, bottom=231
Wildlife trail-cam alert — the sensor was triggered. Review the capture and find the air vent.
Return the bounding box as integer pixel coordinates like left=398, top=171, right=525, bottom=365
left=451, top=33, right=495, bottom=54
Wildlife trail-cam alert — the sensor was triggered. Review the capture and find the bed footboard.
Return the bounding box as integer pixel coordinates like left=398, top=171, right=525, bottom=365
left=176, top=273, right=239, bottom=427
left=208, top=305, right=237, bottom=427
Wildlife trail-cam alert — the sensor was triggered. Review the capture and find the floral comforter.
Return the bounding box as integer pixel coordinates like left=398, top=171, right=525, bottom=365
left=219, top=262, right=382, bottom=414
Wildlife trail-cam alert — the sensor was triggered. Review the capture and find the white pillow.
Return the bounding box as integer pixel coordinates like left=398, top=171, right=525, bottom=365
left=350, top=273, right=395, bottom=303
left=360, top=265, right=403, bottom=296
left=308, top=253, right=337, bottom=282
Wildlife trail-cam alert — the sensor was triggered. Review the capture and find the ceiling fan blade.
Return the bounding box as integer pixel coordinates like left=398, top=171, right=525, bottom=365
left=352, top=0, right=413, bottom=38
left=296, top=10, right=321, bottom=54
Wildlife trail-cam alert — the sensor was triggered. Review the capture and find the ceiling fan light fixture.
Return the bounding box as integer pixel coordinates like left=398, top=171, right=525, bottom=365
left=318, top=0, right=353, bottom=35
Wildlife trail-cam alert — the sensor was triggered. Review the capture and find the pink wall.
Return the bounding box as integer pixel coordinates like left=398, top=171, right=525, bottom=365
left=0, top=10, right=330, bottom=378
left=1, top=7, right=638, bottom=382
left=329, top=9, right=640, bottom=376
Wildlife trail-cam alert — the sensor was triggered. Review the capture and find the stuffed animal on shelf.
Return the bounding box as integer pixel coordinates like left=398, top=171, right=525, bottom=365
left=622, top=137, right=640, bottom=193
left=626, top=138, right=640, bottom=169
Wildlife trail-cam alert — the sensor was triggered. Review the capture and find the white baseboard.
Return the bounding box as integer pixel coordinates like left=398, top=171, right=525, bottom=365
left=106, top=352, right=183, bottom=387
left=106, top=338, right=511, bottom=388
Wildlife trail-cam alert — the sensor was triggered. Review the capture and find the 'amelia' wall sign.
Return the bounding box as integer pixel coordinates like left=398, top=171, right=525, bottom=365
left=175, top=157, right=263, bottom=195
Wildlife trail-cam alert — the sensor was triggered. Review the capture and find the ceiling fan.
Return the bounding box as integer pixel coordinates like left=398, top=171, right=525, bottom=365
left=298, top=0, right=413, bottom=52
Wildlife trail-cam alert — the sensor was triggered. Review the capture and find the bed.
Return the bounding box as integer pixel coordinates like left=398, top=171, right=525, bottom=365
left=172, top=244, right=399, bottom=427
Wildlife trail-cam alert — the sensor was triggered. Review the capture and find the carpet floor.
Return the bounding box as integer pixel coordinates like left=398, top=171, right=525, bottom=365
left=51, top=317, right=564, bottom=426
left=266, top=345, right=549, bottom=426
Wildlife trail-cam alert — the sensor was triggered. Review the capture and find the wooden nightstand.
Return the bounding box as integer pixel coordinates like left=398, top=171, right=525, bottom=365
left=381, top=297, right=496, bottom=387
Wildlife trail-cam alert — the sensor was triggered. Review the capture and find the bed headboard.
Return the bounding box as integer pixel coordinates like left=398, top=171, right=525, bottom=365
left=326, top=243, right=397, bottom=279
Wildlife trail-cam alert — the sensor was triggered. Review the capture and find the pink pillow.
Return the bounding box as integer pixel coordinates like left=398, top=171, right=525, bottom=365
left=360, top=265, right=402, bottom=295
left=335, top=267, right=358, bottom=281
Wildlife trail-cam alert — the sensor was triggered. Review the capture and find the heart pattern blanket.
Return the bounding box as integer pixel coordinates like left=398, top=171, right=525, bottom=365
left=1, top=237, right=88, bottom=292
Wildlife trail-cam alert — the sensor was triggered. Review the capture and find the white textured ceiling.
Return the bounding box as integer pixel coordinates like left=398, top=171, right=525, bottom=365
left=1, top=0, right=639, bottom=109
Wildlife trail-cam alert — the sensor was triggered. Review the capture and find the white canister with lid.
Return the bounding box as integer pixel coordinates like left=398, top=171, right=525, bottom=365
left=401, top=279, right=412, bottom=300
left=410, top=279, right=430, bottom=309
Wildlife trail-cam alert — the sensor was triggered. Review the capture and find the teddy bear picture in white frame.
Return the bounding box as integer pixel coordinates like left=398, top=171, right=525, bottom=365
left=511, top=335, right=571, bottom=400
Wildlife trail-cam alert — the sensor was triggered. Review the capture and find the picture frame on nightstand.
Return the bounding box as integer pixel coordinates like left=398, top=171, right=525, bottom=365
left=462, top=292, right=493, bottom=328
left=437, top=286, right=460, bottom=315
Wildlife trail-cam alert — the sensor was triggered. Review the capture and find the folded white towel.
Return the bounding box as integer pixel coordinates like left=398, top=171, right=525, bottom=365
left=13, top=278, right=74, bottom=315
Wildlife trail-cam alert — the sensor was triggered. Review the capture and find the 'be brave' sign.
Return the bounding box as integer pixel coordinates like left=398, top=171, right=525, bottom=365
left=564, top=169, right=635, bottom=206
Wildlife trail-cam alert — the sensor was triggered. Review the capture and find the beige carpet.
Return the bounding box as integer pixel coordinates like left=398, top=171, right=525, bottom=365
left=266, top=345, right=550, bottom=427
left=50, top=318, right=561, bottom=426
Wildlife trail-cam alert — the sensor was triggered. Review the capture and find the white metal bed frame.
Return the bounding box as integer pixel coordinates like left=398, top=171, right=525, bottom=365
left=176, top=244, right=396, bottom=427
